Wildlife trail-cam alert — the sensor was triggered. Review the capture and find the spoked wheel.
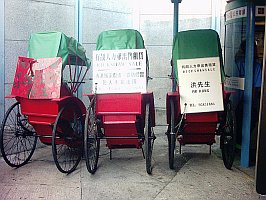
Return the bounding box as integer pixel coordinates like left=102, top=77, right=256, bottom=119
left=52, top=102, right=83, bottom=174
left=168, top=99, right=176, bottom=169
left=145, top=103, right=155, bottom=174
left=221, top=100, right=236, bottom=169
left=84, top=100, right=100, bottom=174
left=0, top=102, right=37, bottom=167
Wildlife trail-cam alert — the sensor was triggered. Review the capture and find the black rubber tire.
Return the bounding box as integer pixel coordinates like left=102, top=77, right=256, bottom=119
left=0, top=102, right=37, bottom=167
left=145, top=103, right=154, bottom=174
left=52, top=102, right=83, bottom=174
left=168, top=99, right=176, bottom=169
left=221, top=100, right=236, bottom=170
left=84, top=101, right=100, bottom=174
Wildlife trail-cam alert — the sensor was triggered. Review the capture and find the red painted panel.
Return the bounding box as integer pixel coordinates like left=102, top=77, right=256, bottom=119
left=179, top=135, right=216, bottom=145
left=11, top=56, right=36, bottom=98
left=185, top=112, right=218, bottom=123
left=183, top=122, right=217, bottom=133
left=96, top=93, right=142, bottom=114
left=104, top=123, right=142, bottom=149
left=103, top=115, right=136, bottom=123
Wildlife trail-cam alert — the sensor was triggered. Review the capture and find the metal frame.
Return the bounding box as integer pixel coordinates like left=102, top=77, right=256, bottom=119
left=75, top=0, right=83, bottom=44
left=240, top=1, right=255, bottom=167
left=75, top=0, right=83, bottom=99
left=171, top=0, right=181, bottom=92
left=211, top=0, right=221, bottom=34
left=255, top=19, right=266, bottom=195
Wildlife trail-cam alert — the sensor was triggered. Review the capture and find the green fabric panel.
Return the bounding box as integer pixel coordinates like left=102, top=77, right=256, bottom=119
left=27, top=32, right=61, bottom=59
left=96, top=29, right=145, bottom=50
left=27, top=31, right=90, bottom=69
left=172, top=29, right=225, bottom=82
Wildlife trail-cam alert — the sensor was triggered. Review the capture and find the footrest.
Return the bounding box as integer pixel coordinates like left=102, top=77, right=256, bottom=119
left=103, top=114, right=136, bottom=125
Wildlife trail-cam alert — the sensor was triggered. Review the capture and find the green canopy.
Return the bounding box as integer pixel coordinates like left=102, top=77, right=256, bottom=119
left=27, top=31, right=90, bottom=68
left=172, top=29, right=225, bottom=82
left=96, top=29, right=145, bottom=50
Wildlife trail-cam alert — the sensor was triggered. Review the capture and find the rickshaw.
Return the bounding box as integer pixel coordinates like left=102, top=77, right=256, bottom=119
left=166, top=29, right=236, bottom=170
left=83, top=29, right=156, bottom=174
left=0, top=32, right=90, bottom=173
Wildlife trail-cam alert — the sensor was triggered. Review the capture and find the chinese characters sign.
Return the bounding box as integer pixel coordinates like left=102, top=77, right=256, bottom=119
left=226, top=6, right=265, bottom=21
left=177, top=57, right=224, bottom=113
left=93, top=49, right=147, bottom=94
left=225, top=6, right=247, bottom=22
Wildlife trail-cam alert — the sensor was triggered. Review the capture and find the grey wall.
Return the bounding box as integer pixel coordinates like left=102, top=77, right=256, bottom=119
left=81, top=0, right=135, bottom=105
left=138, top=0, right=173, bottom=125
left=1, top=0, right=225, bottom=125
left=3, top=0, right=76, bottom=113
left=179, top=0, right=212, bottom=31
left=137, top=0, right=220, bottom=125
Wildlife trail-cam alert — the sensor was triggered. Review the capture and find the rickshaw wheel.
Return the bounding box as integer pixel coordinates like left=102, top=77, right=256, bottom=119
left=168, top=99, right=176, bottom=169
left=145, top=103, right=154, bottom=174
left=52, top=102, right=83, bottom=174
left=84, top=101, right=100, bottom=174
left=0, top=102, right=37, bottom=168
left=221, top=100, right=236, bottom=170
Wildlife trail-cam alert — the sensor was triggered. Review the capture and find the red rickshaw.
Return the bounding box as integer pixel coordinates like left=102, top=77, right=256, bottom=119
left=166, top=29, right=236, bottom=170
left=0, top=32, right=90, bottom=173
left=83, top=29, right=156, bottom=174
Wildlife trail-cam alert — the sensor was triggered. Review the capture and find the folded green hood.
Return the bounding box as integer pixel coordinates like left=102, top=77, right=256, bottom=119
left=96, top=29, right=145, bottom=50
left=27, top=31, right=90, bottom=69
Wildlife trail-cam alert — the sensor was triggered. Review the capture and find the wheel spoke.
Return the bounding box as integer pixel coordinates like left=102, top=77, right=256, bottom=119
left=0, top=102, right=37, bottom=167
left=221, top=100, right=236, bottom=170
left=145, top=103, right=153, bottom=174
left=169, top=99, right=176, bottom=169
left=84, top=100, right=100, bottom=174
left=52, top=103, right=83, bottom=174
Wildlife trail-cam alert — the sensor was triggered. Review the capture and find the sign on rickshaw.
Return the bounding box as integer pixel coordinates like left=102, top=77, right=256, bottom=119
left=177, top=56, right=224, bottom=113
left=93, top=49, right=147, bottom=93
left=30, top=57, right=62, bottom=99
left=11, top=57, right=63, bottom=99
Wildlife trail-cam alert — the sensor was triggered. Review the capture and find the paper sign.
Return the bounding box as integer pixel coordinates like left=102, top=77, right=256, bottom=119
left=177, top=57, right=224, bottom=113
left=93, top=49, right=147, bottom=94
left=30, top=57, right=62, bottom=99
left=224, top=76, right=245, bottom=90
left=11, top=56, right=36, bottom=98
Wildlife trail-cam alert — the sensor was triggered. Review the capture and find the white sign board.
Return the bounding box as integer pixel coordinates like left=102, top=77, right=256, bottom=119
left=93, top=49, right=147, bottom=94
left=177, top=57, right=224, bottom=113
left=224, top=76, right=245, bottom=90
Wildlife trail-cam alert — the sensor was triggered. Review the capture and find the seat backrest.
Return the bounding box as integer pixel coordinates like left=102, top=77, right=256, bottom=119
left=172, top=29, right=225, bottom=82
left=96, top=29, right=148, bottom=71
left=27, top=32, right=90, bottom=96
left=27, top=31, right=90, bottom=68
left=172, top=29, right=225, bottom=115
left=93, top=29, right=149, bottom=94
